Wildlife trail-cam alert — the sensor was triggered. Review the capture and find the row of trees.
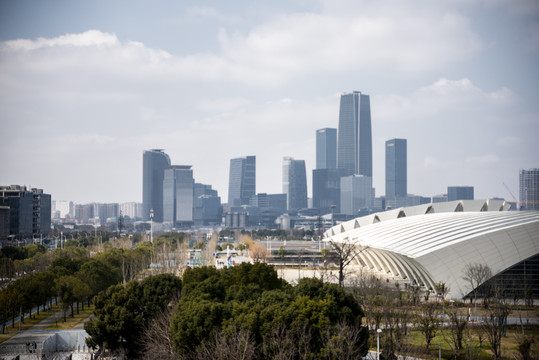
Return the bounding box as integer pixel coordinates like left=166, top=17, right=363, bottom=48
left=0, top=241, right=155, bottom=332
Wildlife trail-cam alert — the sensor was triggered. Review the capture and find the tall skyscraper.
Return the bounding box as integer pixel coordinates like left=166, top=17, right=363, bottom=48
left=228, top=156, right=256, bottom=206
left=385, top=138, right=407, bottom=198
left=316, top=128, right=337, bottom=170
left=283, top=157, right=308, bottom=211
left=447, top=186, right=474, bottom=201
left=163, top=165, right=194, bottom=226
left=519, top=168, right=539, bottom=210
left=142, top=149, right=171, bottom=222
left=337, top=91, right=372, bottom=177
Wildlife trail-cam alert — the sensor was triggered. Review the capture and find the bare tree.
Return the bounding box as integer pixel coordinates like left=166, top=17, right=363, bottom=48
left=320, top=321, right=367, bottom=360
left=141, top=300, right=179, bottom=360
left=196, top=327, right=256, bottom=360
left=462, top=263, right=492, bottom=314
left=416, top=302, right=440, bottom=351
left=262, top=325, right=297, bottom=360
left=328, top=237, right=367, bottom=287
left=442, top=306, right=469, bottom=359
left=481, top=296, right=510, bottom=360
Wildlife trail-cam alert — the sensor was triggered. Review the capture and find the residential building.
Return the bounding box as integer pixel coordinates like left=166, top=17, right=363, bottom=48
left=316, top=128, right=337, bottom=170
left=520, top=168, right=539, bottom=210
left=283, top=157, right=308, bottom=211
left=337, top=91, right=372, bottom=177
left=142, top=149, right=171, bottom=222
left=228, top=156, right=256, bottom=206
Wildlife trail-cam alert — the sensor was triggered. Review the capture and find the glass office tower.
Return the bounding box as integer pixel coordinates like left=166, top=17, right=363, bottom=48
left=385, top=138, right=407, bottom=198
left=228, top=156, right=256, bottom=206
left=142, top=149, right=171, bottom=222
left=283, top=157, right=308, bottom=211
left=163, top=165, right=194, bottom=226
left=316, top=128, right=337, bottom=170
left=337, top=91, right=372, bottom=177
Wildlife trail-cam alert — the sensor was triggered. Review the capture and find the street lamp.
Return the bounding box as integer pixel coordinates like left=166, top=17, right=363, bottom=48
left=377, top=328, right=382, bottom=360
left=149, top=208, right=154, bottom=244
left=330, top=204, right=336, bottom=227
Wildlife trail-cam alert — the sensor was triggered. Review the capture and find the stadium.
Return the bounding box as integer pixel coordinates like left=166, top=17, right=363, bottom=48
left=323, top=200, right=539, bottom=299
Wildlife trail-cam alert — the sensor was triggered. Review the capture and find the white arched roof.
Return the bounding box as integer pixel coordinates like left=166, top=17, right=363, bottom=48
left=324, top=201, right=539, bottom=298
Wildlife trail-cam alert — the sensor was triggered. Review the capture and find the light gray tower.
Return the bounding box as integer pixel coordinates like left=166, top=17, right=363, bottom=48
left=385, top=139, right=407, bottom=198
left=163, top=165, right=194, bottom=226
left=316, top=128, right=337, bottom=170
left=143, top=149, right=171, bottom=222
left=337, top=91, right=372, bottom=177
left=283, top=157, right=308, bottom=211
left=519, top=168, right=539, bottom=210
left=228, top=156, right=256, bottom=206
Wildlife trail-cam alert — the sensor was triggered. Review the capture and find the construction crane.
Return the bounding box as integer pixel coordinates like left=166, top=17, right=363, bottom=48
left=503, top=182, right=520, bottom=210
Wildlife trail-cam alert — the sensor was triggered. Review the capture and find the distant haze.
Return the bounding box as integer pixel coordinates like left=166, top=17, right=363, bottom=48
left=1, top=0, right=538, bottom=204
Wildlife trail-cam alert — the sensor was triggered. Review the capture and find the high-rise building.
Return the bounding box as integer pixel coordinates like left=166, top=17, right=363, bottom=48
left=193, top=183, right=222, bottom=226
left=386, top=139, right=407, bottom=198
left=340, top=175, right=373, bottom=215
left=163, top=165, right=194, bottom=226
left=228, top=156, right=256, bottom=206
left=337, top=91, right=372, bottom=177
left=143, top=149, right=171, bottom=222
left=447, top=186, right=474, bottom=201
left=283, top=157, right=308, bottom=211
left=313, top=169, right=343, bottom=214
left=520, top=168, right=539, bottom=210
left=0, top=185, right=51, bottom=239
left=316, top=128, right=337, bottom=170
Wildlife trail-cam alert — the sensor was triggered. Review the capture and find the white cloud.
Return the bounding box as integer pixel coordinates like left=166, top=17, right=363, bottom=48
left=465, top=154, right=499, bottom=164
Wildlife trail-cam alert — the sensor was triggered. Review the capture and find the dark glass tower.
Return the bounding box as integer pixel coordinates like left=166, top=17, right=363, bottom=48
left=337, top=91, right=372, bottom=177
left=316, top=128, right=337, bottom=170
left=385, top=138, right=407, bottom=198
left=228, top=156, right=256, bottom=206
left=283, top=157, right=308, bottom=211
left=142, top=149, right=171, bottom=222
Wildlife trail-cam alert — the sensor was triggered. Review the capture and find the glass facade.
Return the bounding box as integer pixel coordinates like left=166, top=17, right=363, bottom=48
left=312, top=168, right=342, bottom=214
left=447, top=186, right=474, bottom=201
left=228, top=156, right=256, bottom=206
left=143, top=149, right=171, bottom=222
left=316, top=128, right=337, bottom=170
left=337, top=91, right=372, bottom=177
left=283, top=157, right=308, bottom=211
left=385, top=138, right=407, bottom=198
left=163, top=166, right=194, bottom=226
left=340, top=175, right=373, bottom=215
left=520, top=168, right=539, bottom=210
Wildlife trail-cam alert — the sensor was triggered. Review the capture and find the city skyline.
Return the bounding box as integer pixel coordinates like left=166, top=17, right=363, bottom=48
left=1, top=1, right=538, bottom=204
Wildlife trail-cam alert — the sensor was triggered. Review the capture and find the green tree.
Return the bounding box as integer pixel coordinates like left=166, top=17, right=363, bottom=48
left=0, top=285, right=24, bottom=332
left=85, top=273, right=181, bottom=358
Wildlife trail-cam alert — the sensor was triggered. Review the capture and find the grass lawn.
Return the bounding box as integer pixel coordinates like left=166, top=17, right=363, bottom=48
left=371, top=327, right=539, bottom=359
left=45, top=304, right=94, bottom=330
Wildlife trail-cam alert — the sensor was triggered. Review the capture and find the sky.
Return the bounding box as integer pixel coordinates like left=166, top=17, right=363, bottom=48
left=1, top=0, right=538, bottom=206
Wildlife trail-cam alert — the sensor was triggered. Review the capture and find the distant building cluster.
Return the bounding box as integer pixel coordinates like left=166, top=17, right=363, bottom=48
left=5, top=91, right=537, bottom=238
